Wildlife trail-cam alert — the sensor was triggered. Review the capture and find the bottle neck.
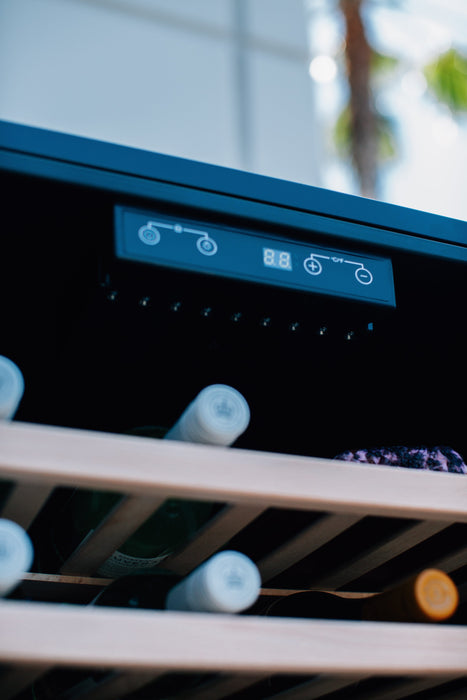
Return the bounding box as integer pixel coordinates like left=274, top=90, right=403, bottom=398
left=360, top=570, right=458, bottom=623
left=265, top=570, right=459, bottom=624
left=128, top=385, right=250, bottom=446
left=92, top=551, right=261, bottom=614
left=165, top=551, right=261, bottom=613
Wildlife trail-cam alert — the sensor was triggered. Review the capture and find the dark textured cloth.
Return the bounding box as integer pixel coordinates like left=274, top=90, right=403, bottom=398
left=334, top=446, right=467, bottom=474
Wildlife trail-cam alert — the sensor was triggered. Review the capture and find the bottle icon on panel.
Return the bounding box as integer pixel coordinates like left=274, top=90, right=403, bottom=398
left=137, top=219, right=218, bottom=256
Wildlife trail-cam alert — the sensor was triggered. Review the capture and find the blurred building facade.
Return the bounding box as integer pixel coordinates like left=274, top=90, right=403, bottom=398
left=0, top=0, right=323, bottom=186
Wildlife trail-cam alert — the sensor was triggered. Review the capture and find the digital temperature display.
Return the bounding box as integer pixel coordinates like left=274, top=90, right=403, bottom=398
left=263, top=247, right=292, bottom=271
left=115, top=206, right=396, bottom=307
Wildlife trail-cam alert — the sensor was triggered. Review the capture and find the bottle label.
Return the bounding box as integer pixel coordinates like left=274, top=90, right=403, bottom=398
left=97, top=550, right=170, bottom=578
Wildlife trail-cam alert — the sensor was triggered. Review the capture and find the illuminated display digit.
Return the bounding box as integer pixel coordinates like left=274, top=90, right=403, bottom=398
left=263, top=247, right=292, bottom=271
left=279, top=251, right=291, bottom=269
left=263, top=248, right=275, bottom=267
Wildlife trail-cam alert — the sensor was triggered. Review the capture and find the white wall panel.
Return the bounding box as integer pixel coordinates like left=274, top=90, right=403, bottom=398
left=0, top=0, right=322, bottom=185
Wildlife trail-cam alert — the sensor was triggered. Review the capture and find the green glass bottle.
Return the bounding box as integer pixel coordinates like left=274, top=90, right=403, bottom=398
left=58, top=385, right=251, bottom=577
left=266, top=569, right=459, bottom=623
left=30, top=551, right=261, bottom=700
left=93, top=549, right=261, bottom=612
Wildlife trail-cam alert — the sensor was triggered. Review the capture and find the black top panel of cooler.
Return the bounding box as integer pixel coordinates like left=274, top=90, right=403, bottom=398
left=1, top=119, right=466, bottom=266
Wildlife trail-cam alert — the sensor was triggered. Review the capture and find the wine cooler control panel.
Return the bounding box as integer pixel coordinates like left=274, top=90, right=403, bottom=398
left=115, top=205, right=396, bottom=307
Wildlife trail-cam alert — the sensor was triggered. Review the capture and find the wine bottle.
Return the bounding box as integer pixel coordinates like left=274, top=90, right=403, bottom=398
left=93, top=550, right=261, bottom=612
left=30, top=551, right=261, bottom=700
left=53, top=384, right=250, bottom=577
left=0, top=518, right=34, bottom=597
left=29, top=551, right=260, bottom=699
left=266, top=569, right=459, bottom=623
left=0, top=356, right=25, bottom=508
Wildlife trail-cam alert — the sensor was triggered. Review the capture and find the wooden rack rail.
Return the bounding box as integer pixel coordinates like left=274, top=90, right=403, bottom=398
left=1, top=421, right=466, bottom=700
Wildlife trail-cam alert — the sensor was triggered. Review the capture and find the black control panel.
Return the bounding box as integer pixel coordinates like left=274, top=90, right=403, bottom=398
left=115, top=206, right=396, bottom=307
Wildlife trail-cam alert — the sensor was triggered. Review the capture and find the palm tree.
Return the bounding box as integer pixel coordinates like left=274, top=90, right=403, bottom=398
left=335, top=0, right=467, bottom=198
left=339, top=0, right=378, bottom=198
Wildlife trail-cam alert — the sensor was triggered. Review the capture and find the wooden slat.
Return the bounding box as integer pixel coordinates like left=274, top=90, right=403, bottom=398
left=428, top=546, right=467, bottom=576
left=60, top=494, right=166, bottom=575
left=386, top=548, right=467, bottom=592
left=1, top=422, right=466, bottom=523
left=21, top=573, right=318, bottom=601
left=64, top=671, right=164, bottom=700
left=23, top=573, right=110, bottom=587
left=435, top=688, right=467, bottom=700
left=0, top=664, right=52, bottom=700
left=0, top=481, right=53, bottom=528
left=20, top=573, right=110, bottom=605
left=164, top=504, right=266, bottom=575
left=271, top=677, right=466, bottom=700
left=172, top=673, right=269, bottom=699
left=0, top=601, right=466, bottom=676
left=257, top=513, right=362, bottom=583
left=343, top=677, right=463, bottom=700
left=260, top=589, right=375, bottom=599
left=21, top=573, right=370, bottom=603
left=458, top=581, right=467, bottom=604
left=270, top=674, right=368, bottom=699
left=309, top=520, right=451, bottom=590
left=65, top=671, right=267, bottom=700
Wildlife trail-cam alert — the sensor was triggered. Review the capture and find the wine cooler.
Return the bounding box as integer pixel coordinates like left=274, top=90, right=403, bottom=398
left=0, top=120, right=466, bottom=700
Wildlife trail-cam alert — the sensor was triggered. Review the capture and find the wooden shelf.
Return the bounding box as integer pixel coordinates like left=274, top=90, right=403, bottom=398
left=1, top=421, right=466, bottom=699
left=1, top=422, right=466, bottom=522
left=2, top=600, right=464, bottom=675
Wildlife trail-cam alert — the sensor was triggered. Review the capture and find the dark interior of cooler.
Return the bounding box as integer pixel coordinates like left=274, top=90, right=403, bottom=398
left=2, top=168, right=467, bottom=622
left=2, top=169, right=467, bottom=460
